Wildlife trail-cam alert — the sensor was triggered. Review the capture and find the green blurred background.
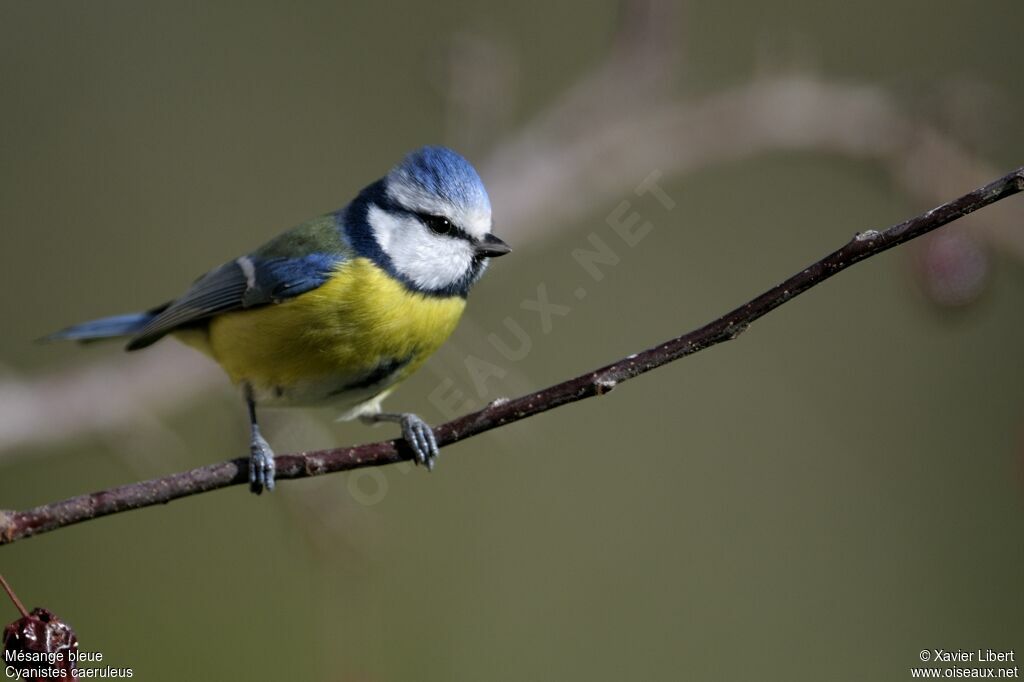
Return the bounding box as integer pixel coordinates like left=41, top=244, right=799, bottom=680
left=2, top=2, right=1022, bottom=680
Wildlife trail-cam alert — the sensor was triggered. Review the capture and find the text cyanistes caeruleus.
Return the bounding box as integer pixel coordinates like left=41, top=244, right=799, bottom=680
left=46, top=146, right=510, bottom=493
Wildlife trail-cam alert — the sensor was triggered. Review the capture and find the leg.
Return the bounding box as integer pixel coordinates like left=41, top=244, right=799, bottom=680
left=360, top=412, right=440, bottom=471
left=245, top=384, right=276, bottom=494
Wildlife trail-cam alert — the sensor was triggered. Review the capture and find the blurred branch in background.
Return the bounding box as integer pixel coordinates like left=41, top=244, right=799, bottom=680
left=0, top=345, right=224, bottom=460
left=2, top=165, right=1021, bottom=546
left=2, top=0, right=1022, bottom=463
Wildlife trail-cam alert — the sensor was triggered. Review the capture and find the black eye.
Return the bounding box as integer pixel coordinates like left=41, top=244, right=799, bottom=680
left=422, top=214, right=453, bottom=235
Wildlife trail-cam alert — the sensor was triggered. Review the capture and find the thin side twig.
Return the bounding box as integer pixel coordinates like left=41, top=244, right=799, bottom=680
left=0, top=573, right=30, bottom=618
left=2, top=167, right=1022, bottom=547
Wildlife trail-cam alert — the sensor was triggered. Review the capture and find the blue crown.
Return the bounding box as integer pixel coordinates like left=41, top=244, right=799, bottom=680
left=389, top=146, right=491, bottom=212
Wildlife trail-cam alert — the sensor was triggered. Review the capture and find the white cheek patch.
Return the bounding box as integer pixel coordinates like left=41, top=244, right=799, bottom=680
left=367, top=204, right=476, bottom=292
left=368, top=204, right=398, bottom=252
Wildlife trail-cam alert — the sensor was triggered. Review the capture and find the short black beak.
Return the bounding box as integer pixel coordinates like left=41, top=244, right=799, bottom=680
left=475, top=233, right=512, bottom=258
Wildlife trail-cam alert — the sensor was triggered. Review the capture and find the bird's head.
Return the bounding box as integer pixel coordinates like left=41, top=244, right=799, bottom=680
left=347, top=146, right=510, bottom=297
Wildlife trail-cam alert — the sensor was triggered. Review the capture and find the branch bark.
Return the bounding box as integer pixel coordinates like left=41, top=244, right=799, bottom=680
left=2, top=167, right=1022, bottom=546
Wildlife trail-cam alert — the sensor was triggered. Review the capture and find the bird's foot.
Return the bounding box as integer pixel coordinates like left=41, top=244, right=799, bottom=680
left=249, top=432, right=276, bottom=494
left=361, top=412, right=440, bottom=470
left=399, top=413, right=440, bottom=471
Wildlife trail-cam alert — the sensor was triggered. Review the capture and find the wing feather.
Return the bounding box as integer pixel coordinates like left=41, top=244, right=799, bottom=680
left=126, top=253, right=341, bottom=350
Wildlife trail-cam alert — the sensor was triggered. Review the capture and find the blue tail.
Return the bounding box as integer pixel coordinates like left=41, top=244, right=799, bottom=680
left=41, top=312, right=155, bottom=344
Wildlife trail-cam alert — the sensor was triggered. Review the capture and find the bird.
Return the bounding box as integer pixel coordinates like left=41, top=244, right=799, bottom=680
left=45, top=146, right=511, bottom=494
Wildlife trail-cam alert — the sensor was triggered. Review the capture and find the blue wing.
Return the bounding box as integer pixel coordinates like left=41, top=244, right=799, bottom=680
left=125, top=252, right=340, bottom=350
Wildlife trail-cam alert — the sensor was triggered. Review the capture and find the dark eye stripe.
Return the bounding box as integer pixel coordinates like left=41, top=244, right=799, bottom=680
left=370, top=194, right=475, bottom=243
left=415, top=212, right=474, bottom=242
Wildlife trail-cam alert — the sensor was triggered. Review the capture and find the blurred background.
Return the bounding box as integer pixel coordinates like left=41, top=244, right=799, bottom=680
left=2, top=1, right=1023, bottom=679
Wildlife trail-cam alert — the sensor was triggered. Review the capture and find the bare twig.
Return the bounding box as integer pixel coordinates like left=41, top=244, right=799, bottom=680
left=0, top=574, right=29, bottom=619
left=2, top=167, right=1020, bottom=547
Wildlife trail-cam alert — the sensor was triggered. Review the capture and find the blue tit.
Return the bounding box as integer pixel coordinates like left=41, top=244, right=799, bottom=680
left=46, top=146, right=511, bottom=493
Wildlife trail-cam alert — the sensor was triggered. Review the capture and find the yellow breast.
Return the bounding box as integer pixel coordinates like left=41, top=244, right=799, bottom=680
left=193, top=258, right=466, bottom=407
